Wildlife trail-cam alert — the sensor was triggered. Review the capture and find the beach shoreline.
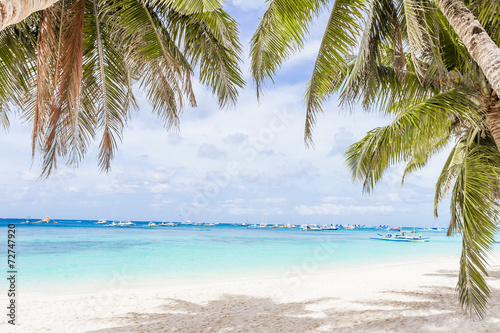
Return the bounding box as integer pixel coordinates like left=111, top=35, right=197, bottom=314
left=5, top=249, right=500, bottom=332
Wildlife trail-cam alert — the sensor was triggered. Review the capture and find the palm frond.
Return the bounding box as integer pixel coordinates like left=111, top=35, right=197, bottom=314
left=33, top=7, right=56, bottom=158
left=152, top=0, right=224, bottom=14
left=401, top=134, right=450, bottom=184
left=84, top=0, right=132, bottom=172
left=112, top=0, right=192, bottom=131
left=345, top=89, right=479, bottom=193
left=338, top=0, right=400, bottom=110
left=304, top=0, right=365, bottom=147
left=401, top=0, right=440, bottom=79
left=250, top=0, right=330, bottom=99
left=42, top=0, right=87, bottom=176
left=168, top=7, right=245, bottom=109
left=447, top=130, right=500, bottom=318
left=434, top=140, right=462, bottom=219
left=0, top=20, right=36, bottom=130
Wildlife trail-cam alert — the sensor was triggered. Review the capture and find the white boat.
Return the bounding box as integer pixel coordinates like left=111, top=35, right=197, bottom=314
left=107, top=221, right=118, bottom=227
left=241, top=222, right=248, bottom=226
left=308, top=225, right=322, bottom=231
left=343, top=225, right=355, bottom=230
left=204, top=223, right=215, bottom=226
left=302, top=224, right=322, bottom=231
left=371, top=231, right=429, bottom=243
left=247, top=224, right=258, bottom=229
left=148, top=221, right=157, bottom=227
left=160, top=222, right=176, bottom=226
left=322, top=225, right=339, bottom=230
left=181, top=220, right=193, bottom=225
left=96, top=219, right=107, bottom=224
left=118, top=221, right=134, bottom=226
left=258, top=214, right=268, bottom=228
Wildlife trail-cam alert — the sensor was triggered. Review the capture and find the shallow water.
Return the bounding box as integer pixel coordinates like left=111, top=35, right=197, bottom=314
left=1, top=218, right=476, bottom=293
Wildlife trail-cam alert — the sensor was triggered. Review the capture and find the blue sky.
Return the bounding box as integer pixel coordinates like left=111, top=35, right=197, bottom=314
left=0, top=1, right=451, bottom=227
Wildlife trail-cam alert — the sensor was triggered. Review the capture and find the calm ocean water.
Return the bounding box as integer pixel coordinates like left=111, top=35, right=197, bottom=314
left=1, top=218, right=483, bottom=293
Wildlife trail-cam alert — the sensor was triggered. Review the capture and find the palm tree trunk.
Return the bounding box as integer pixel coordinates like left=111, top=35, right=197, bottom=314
left=485, top=91, right=500, bottom=154
left=0, top=0, right=58, bottom=30
left=437, top=0, right=500, bottom=149
left=486, top=110, right=500, bottom=151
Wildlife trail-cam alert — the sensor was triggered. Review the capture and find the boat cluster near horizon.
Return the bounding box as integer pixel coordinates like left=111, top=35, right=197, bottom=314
left=8, top=217, right=500, bottom=243
left=92, top=220, right=449, bottom=232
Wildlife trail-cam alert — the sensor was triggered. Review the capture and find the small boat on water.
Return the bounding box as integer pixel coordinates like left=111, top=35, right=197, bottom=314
left=34, top=216, right=57, bottom=223
left=322, top=224, right=339, bottom=230
left=247, top=224, right=258, bottom=229
left=371, top=231, right=429, bottom=243
left=160, top=222, right=176, bottom=226
left=204, top=223, right=215, bottom=226
left=148, top=221, right=157, bottom=227
left=118, top=221, right=134, bottom=226
left=301, top=224, right=322, bottom=231
left=96, top=219, right=107, bottom=224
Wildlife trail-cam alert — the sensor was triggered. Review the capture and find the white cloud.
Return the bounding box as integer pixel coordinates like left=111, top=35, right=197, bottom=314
left=145, top=183, right=171, bottom=194
left=168, top=133, right=183, bottom=145
left=295, top=204, right=394, bottom=216
left=198, top=143, right=227, bottom=159
left=223, top=132, right=249, bottom=144
left=262, top=197, right=286, bottom=204
left=322, top=196, right=355, bottom=203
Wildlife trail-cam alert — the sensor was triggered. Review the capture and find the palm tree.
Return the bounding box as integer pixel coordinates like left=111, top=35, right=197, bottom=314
left=344, top=55, right=500, bottom=318
left=250, top=0, right=500, bottom=149
left=0, top=0, right=245, bottom=176
left=251, top=0, right=499, bottom=318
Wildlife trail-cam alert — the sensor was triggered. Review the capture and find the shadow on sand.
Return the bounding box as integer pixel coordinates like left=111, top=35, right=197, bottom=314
left=87, top=269, right=500, bottom=333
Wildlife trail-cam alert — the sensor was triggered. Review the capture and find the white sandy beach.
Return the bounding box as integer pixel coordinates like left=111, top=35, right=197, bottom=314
left=5, top=251, right=500, bottom=332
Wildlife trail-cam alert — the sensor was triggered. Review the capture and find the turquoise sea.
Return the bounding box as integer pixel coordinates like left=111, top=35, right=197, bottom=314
left=3, top=218, right=496, bottom=294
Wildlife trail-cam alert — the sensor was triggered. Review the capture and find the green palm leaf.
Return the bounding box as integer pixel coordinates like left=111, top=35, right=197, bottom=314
left=447, top=131, right=500, bottom=318
left=304, top=0, right=365, bottom=146
left=0, top=21, right=36, bottom=130
left=168, top=7, right=245, bottom=109
left=345, top=89, right=479, bottom=192
left=84, top=0, right=133, bottom=173
left=250, top=0, right=331, bottom=99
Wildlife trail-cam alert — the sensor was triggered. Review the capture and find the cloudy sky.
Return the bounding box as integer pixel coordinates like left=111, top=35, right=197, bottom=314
left=0, top=1, right=451, bottom=227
